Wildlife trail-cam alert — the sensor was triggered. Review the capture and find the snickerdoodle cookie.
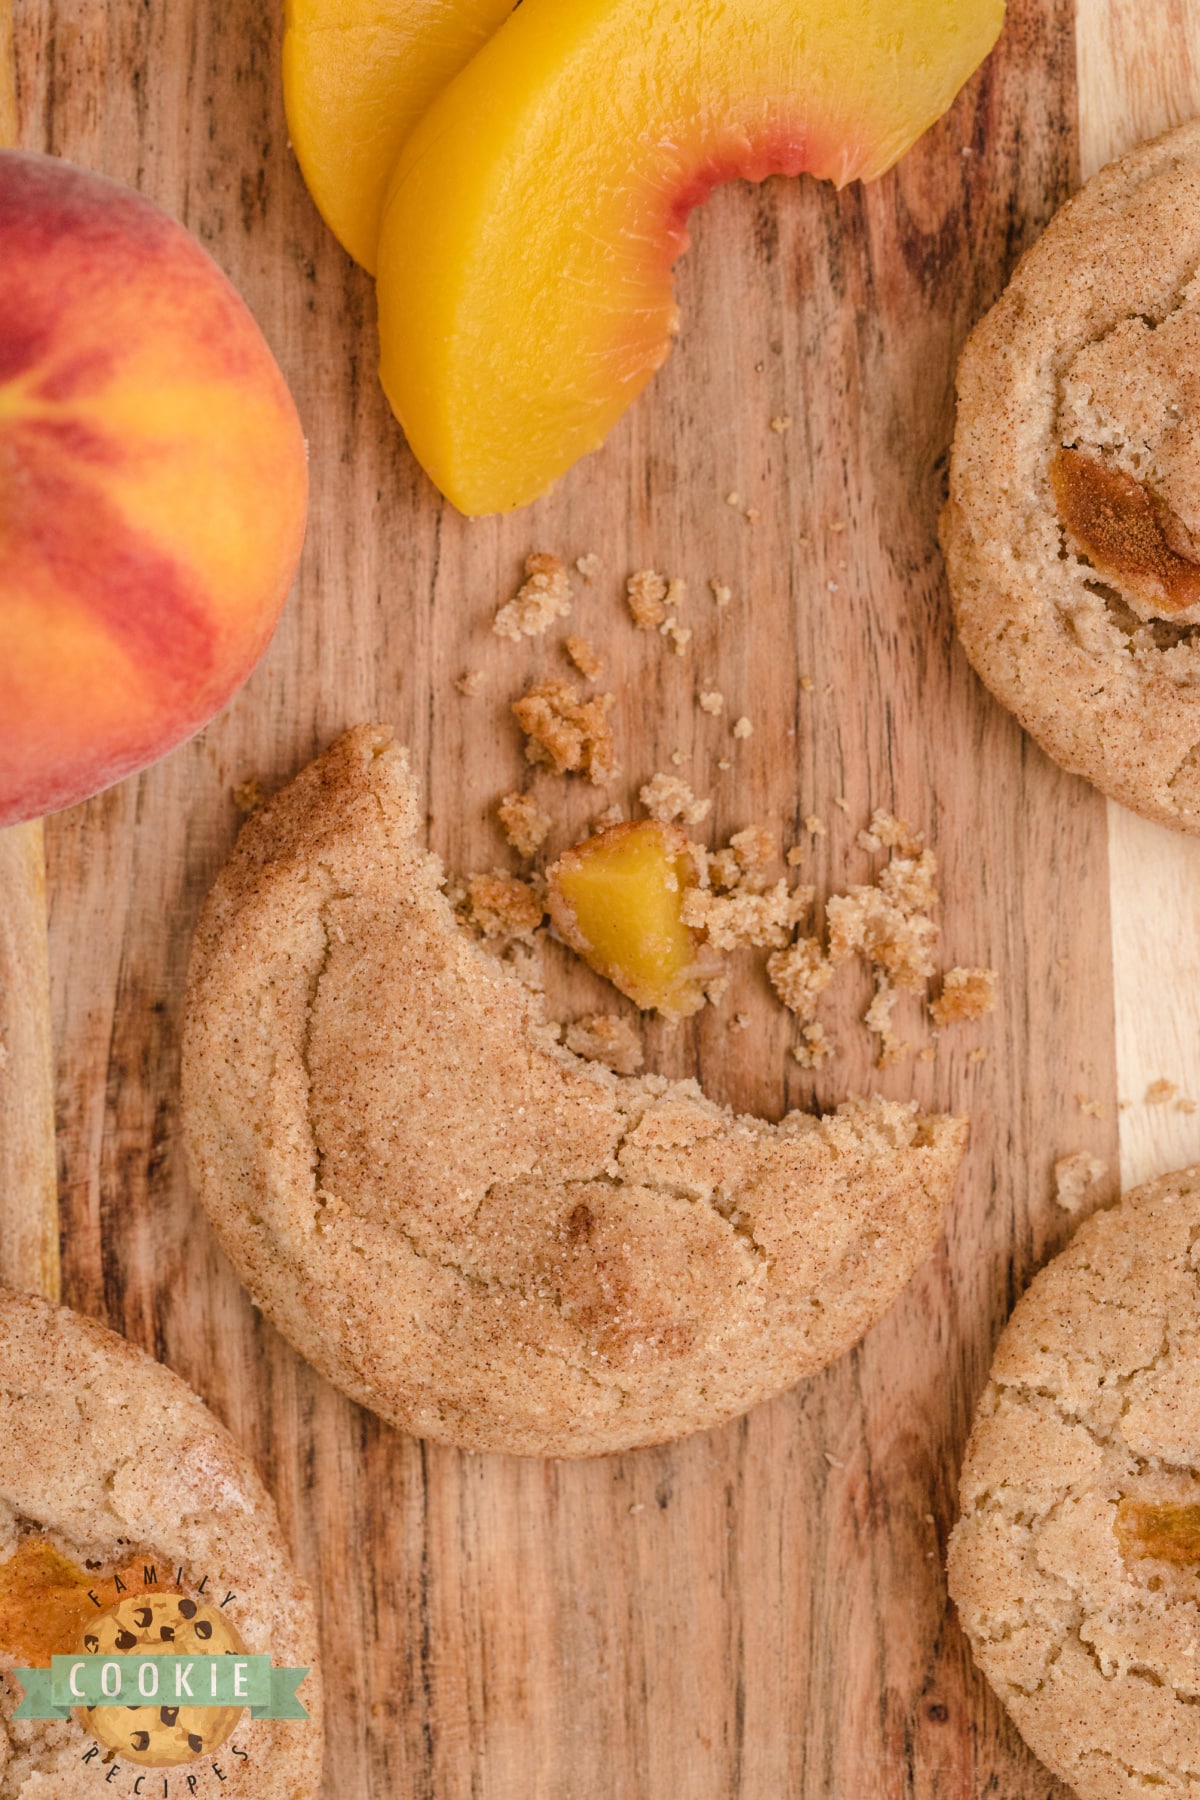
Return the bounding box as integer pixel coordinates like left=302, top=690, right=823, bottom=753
left=181, top=725, right=967, bottom=1458
left=0, top=1287, right=322, bottom=1798
left=949, top=1166, right=1200, bottom=1798
left=942, top=120, right=1200, bottom=831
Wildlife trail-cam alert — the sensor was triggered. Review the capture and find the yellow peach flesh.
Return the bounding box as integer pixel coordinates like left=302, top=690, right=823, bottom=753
left=547, top=820, right=707, bottom=1018
left=282, top=0, right=515, bottom=272
left=376, top=0, right=1005, bottom=513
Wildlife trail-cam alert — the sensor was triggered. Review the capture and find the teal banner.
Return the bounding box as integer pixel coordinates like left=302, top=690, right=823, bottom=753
left=12, top=1654, right=309, bottom=1721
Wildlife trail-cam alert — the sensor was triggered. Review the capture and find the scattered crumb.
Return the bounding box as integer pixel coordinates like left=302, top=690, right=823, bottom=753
left=786, top=846, right=806, bottom=867
left=666, top=577, right=686, bottom=611
left=799, top=675, right=814, bottom=692
left=725, top=491, right=741, bottom=507
left=804, top=816, right=827, bottom=838
left=744, top=508, right=760, bottom=524
left=512, top=679, right=618, bottom=785
left=769, top=415, right=792, bottom=435
left=1146, top=1078, right=1178, bottom=1106
left=709, top=579, right=732, bottom=609
left=732, top=716, right=753, bottom=741
left=698, top=690, right=725, bottom=716
left=592, top=804, right=624, bottom=833
left=455, top=669, right=484, bottom=697
left=662, top=621, right=692, bottom=656
left=918, top=1047, right=936, bottom=1063
left=639, top=772, right=712, bottom=828
left=626, top=569, right=669, bottom=630
left=830, top=521, right=846, bottom=535
left=497, top=791, right=552, bottom=859
left=792, top=1022, right=833, bottom=1068
left=465, top=872, right=545, bottom=941
left=565, top=634, right=603, bottom=681
left=683, top=881, right=812, bottom=952
left=968, top=1047, right=989, bottom=1065
left=766, top=936, right=832, bottom=1020
left=575, top=553, right=601, bottom=583
left=833, top=796, right=851, bottom=814
left=1178, top=1097, right=1198, bottom=1115
left=730, top=825, right=777, bottom=870
left=707, top=849, right=742, bottom=891
left=232, top=778, right=264, bottom=816
left=864, top=981, right=905, bottom=1067
left=563, top=1013, right=643, bottom=1076
left=669, top=750, right=687, bottom=767
left=703, top=973, right=731, bottom=1007
left=717, top=758, right=733, bottom=772
left=826, top=849, right=939, bottom=991
left=1077, top=1095, right=1104, bottom=1119
left=1054, top=1152, right=1109, bottom=1215
left=857, top=811, right=923, bottom=856
left=930, top=967, right=998, bottom=1029
left=493, top=552, right=572, bottom=641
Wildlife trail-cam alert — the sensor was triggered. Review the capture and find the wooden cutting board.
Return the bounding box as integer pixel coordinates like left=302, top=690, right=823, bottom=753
left=10, top=0, right=1197, bottom=1793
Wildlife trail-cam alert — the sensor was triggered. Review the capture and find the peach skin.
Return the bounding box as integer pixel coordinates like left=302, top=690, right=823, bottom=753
left=0, top=152, right=308, bottom=827
left=376, top=0, right=1005, bottom=515
left=283, top=0, right=515, bottom=273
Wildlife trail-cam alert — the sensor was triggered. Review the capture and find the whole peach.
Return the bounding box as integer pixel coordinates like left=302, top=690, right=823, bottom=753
left=0, top=152, right=308, bottom=825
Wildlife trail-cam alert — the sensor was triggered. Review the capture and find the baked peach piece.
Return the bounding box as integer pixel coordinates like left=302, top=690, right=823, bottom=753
left=283, top=0, right=514, bottom=272
left=376, top=0, right=1005, bottom=515
left=0, top=153, right=307, bottom=827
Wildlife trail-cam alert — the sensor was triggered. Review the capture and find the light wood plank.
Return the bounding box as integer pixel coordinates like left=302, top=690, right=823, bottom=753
left=1074, top=0, right=1200, bottom=1188
left=17, top=0, right=1109, bottom=1792
left=0, top=822, right=60, bottom=1300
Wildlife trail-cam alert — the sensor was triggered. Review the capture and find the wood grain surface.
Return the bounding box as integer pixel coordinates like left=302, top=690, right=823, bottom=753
left=0, top=821, right=59, bottom=1301
left=8, top=0, right=1139, bottom=1792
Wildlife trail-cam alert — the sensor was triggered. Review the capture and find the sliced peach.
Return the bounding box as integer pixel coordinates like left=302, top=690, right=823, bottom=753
left=282, top=0, right=514, bottom=272
left=376, top=0, right=1005, bottom=514
left=546, top=820, right=707, bottom=1018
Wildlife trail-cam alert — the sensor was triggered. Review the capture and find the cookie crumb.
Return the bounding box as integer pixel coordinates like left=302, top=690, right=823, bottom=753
left=786, top=846, right=806, bottom=867
left=717, top=758, right=733, bottom=772
left=497, top=791, right=553, bottom=859
left=729, top=826, right=776, bottom=870
left=565, top=634, right=603, bottom=681
left=799, top=675, right=814, bottom=692
left=683, top=881, right=811, bottom=951
left=725, top=491, right=741, bottom=507
left=1054, top=1152, right=1108, bottom=1215
left=967, top=1047, right=989, bottom=1065
left=456, top=670, right=484, bottom=697
left=744, top=508, right=760, bottom=524
left=792, top=1022, right=833, bottom=1069
left=767, top=936, right=832, bottom=1019
left=575, top=553, right=601, bottom=583
left=639, top=772, right=712, bottom=828
left=592, top=803, right=624, bottom=833
left=827, top=849, right=939, bottom=991
left=1178, top=1097, right=1198, bottom=1115
left=512, top=679, right=618, bottom=785
left=465, top=872, right=545, bottom=941
left=804, top=816, right=827, bottom=838
left=232, top=778, right=264, bottom=815
left=864, top=981, right=906, bottom=1067
left=1077, top=1095, right=1104, bottom=1119
left=930, top=967, right=998, bottom=1029
left=626, top=568, right=669, bottom=630
left=663, top=621, right=692, bottom=656
left=770, top=415, right=792, bottom=435
left=857, top=811, right=923, bottom=856
left=833, top=796, right=850, bottom=814
left=1146, top=1078, right=1178, bottom=1106
left=732, top=716, right=753, bottom=740
left=563, top=1013, right=643, bottom=1076
left=698, top=690, right=725, bottom=716
left=709, top=579, right=732, bottom=609
left=493, top=552, right=572, bottom=641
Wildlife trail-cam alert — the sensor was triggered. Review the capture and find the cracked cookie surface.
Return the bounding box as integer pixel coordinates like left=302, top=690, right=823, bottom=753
left=0, top=1289, right=322, bottom=1798
left=949, top=1166, right=1200, bottom=1798
left=181, top=726, right=967, bottom=1457
left=941, top=120, right=1200, bottom=832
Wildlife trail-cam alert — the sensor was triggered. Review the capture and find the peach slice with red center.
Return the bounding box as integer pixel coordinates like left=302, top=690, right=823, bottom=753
left=0, top=152, right=308, bottom=826
left=282, top=0, right=515, bottom=272
left=375, top=0, right=1005, bottom=514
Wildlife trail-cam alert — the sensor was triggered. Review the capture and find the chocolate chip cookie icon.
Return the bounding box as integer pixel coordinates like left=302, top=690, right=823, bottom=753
left=82, top=1592, right=246, bottom=1767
